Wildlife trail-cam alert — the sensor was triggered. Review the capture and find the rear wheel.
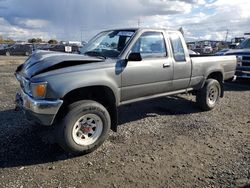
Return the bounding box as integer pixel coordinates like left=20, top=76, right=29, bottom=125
left=56, top=100, right=111, bottom=155
left=196, top=79, right=221, bottom=111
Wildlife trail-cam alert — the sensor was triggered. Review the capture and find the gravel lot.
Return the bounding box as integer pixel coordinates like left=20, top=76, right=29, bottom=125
left=0, top=56, right=249, bottom=188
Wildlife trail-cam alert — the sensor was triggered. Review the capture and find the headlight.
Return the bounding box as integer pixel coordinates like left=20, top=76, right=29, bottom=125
left=30, top=82, right=47, bottom=99
left=237, top=56, right=242, bottom=66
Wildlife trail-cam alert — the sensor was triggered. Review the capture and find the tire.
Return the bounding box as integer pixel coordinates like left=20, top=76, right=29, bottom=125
left=56, top=100, right=111, bottom=155
left=25, top=51, right=29, bottom=56
left=196, top=79, right=221, bottom=111
left=5, top=51, right=10, bottom=56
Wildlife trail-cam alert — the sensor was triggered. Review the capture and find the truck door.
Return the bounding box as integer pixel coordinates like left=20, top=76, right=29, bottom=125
left=169, top=32, right=192, bottom=90
left=121, top=31, right=174, bottom=101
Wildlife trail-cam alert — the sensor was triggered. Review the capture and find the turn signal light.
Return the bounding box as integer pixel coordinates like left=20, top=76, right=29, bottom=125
left=31, top=82, right=47, bottom=99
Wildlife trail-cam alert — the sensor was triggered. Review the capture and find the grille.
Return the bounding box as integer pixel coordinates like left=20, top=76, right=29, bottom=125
left=242, top=56, right=250, bottom=61
left=242, top=62, right=250, bottom=67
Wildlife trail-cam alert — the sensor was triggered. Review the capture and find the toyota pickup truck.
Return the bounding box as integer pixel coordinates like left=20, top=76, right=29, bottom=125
left=15, top=28, right=236, bottom=155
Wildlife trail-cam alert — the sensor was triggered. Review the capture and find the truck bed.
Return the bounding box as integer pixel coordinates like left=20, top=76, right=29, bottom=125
left=190, top=55, right=237, bottom=82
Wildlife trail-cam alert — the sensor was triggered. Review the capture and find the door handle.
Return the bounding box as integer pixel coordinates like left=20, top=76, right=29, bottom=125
left=163, top=63, right=170, bottom=68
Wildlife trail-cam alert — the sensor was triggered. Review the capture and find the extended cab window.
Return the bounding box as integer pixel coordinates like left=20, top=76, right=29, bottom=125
left=170, top=33, right=186, bottom=62
left=131, top=32, right=167, bottom=59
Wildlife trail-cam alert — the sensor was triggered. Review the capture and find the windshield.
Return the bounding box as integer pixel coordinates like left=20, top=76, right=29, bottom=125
left=80, top=30, right=135, bottom=58
left=238, top=38, right=250, bottom=49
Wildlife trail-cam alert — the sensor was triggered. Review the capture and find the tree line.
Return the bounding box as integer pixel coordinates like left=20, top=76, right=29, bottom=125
left=0, top=35, right=58, bottom=44
left=0, top=36, right=14, bottom=44
left=28, top=38, right=58, bottom=44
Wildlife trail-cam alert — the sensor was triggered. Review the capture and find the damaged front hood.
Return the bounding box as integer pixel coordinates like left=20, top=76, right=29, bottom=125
left=17, top=50, right=105, bottom=78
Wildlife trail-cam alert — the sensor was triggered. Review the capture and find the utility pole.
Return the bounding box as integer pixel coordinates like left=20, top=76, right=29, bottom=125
left=225, top=29, right=229, bottom=42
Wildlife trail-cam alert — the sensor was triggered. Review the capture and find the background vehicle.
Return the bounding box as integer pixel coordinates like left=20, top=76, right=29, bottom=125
left=229, top=37, right=245, bottom=49
left=0, top=44, right=10, bottom=50
left=38, top=44, right=79, bottom=53
left=225, top=38, right=250, bottom=79
left=203, top=45, right=213, bottom=54
left=15, top=28, right=237, bottom=155
left=0, top=44, right=33, bottom=56
left=214, top=48, right=230, bottom=56
left=188, top=49, right=200, bottom=55
left=34, top=43, right=52, bottom=51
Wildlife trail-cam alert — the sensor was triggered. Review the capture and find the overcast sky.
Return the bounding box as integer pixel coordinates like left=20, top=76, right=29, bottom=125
left=0, top=0, right=249, bottom=42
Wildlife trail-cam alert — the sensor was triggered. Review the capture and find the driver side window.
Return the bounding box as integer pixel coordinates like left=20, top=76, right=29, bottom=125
left=131, top=32, right=167, bottom=59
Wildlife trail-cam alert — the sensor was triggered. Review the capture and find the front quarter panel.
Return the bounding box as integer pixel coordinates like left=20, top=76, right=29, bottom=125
left=31, top=60, right=122, bottom=106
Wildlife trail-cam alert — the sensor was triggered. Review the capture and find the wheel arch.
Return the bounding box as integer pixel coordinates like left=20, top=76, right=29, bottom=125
left=205, top=71, right=224, bottom=97
left=55, top=85, right=118, bottom=132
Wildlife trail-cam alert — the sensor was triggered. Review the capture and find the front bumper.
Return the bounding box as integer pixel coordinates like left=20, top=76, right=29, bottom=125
left=235, top=67, right=250, bottom=79
left=15, top=90, right=63, bottom=125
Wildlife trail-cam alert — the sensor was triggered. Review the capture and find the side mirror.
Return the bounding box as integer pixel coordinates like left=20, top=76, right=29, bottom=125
left=127, top=52, right=142, bottom=61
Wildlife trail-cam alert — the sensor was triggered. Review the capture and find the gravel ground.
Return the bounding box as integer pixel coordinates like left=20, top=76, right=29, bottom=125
left=0, top=56, right=249, bottom=188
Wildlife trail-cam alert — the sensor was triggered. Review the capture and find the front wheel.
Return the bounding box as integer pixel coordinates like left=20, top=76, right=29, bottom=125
left=56, top=100, right=111, bottom=155
left=196, top=79, right=221, bottom=111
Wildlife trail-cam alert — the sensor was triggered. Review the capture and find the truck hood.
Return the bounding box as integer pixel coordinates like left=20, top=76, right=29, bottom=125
left=225, top=49, right=250, bottom=55
left=16, top=50, right=105, bottom=78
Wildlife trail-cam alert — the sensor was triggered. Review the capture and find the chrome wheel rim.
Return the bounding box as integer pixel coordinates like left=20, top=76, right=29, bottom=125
left=72, top=114, right=103, bottom=146
left=208, top=85, right=219, bottom=105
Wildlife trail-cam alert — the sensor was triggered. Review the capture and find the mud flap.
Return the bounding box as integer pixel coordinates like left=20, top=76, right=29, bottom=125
left=110, top=106, right=118, bottom=132
left=220, top=83, right=224, bottom=98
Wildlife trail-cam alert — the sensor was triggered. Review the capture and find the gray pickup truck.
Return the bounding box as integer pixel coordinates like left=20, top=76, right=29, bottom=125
left=15, top=28, right=236, bottom=155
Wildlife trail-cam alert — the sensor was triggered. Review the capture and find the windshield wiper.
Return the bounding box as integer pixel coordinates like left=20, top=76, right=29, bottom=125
left=84, top=51, right=106, bottom=59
